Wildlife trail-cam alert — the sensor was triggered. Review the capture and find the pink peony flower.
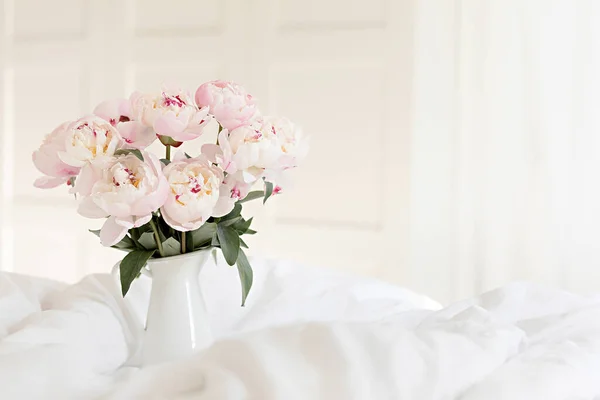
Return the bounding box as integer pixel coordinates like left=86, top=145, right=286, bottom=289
left=195, top=80, right=259, bottom=130
left=160, top=156, right=234, bottom=232
left=130, top=86, right=210, bottom=142
left=94, top=99, right=156, bottom=149
left=32, top=122, right=81, bottom=189
left=77, top=151, right=169, bottom=246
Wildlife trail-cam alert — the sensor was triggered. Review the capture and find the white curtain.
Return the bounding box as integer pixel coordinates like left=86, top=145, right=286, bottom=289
left=409, top=0, right=600, bottom=302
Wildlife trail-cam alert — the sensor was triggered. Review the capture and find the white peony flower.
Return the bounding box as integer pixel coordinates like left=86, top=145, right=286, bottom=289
left=58, top=115, right=122, bottom=168
left=160, top=156, right=234, bottom=231
left=32, top=121, right=81, bottom=189
left=261, top=116, right=309, bottom=169
left=202, top=116, right=308, bottom=185
left=77, top=151, right=169, bottom=246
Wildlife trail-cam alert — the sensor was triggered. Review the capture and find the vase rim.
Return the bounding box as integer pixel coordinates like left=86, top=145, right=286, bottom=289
left=146, top=248, right=214, bottom=265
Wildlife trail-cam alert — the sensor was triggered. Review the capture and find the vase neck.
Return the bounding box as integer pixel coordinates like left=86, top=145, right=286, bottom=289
left=146, top=250, right=210, bottom=279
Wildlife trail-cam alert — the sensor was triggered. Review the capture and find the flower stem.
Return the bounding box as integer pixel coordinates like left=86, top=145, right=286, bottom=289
left=181, top=231, right=186, bottom=254
left=216, top=124, right=222, bottom=145
left=149, top=218, right=165, bottom=257
left=165, top=144, right=171, bottom=161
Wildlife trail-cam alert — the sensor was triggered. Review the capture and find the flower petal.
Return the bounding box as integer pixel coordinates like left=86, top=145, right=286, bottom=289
left=143, top=151, right=164, bottom=174
left=212, top=196, right=235, bottom=217
left=93, top=99, right=124, bottom=124
left=131, top=174, right=169, bottom=216
left=153, top=112, right=186, bottom=137
left=115, top=216, right=134, bottom=229
left=242, top=169, right=260, bottom=183
left=34, top=176, right=68, bottom=189
left=232, top=144, right=259, bottom=170
left=78, top=196, right=109, bottom=219
left=133, top=214, right=152, bottom=227
left=118, top=121, right=156, bottom=149
left=58, top=151, right=86, bottom=168
left=100, top=216, right=129, bottom=247
left=72, top=163, right=100, bottom=196
left=201, top=144, right=223, bottom=163
left=172, top=151, right=188, bottom=162
left=160, top=206, right=202, bottom=232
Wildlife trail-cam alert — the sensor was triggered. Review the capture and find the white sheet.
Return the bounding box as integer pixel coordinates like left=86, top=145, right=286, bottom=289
left=1, top=257, right=599, bottom=400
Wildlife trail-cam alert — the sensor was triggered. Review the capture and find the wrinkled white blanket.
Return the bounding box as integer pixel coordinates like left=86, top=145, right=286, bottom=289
left=1, top=257, right=600, bottom=400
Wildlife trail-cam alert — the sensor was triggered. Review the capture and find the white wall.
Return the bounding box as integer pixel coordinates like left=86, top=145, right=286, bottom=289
left=0, top=1, right=420, bottom=296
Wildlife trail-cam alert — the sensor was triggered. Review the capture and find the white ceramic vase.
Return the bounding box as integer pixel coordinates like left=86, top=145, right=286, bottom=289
left=141, top=250, right=213, bottom=366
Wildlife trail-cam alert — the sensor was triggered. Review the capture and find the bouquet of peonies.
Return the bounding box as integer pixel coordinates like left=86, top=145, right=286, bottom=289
left=32, top=81, right=308, bottom=304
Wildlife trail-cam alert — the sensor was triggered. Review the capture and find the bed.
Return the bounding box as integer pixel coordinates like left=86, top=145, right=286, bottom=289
left=1, top=256, right=599, bottom=399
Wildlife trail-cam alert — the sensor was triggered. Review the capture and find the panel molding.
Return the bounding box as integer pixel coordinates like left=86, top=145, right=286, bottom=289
left=274, top=0, right=388, bottom=29
left=274, top=216, right=381, bottom=232
left=13, top=0, right=89, bottom=42
left=133, top=26, right=223, bottom=38
left=131, top=0, right=224, bottom=37
left=277, top=21, right=387, bottom=33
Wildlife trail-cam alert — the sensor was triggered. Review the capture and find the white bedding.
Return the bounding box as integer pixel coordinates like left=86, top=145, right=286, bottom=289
left=1, top=257, right=600, bottom=400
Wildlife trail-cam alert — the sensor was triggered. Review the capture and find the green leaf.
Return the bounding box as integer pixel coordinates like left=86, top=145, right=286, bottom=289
left=130, top=228, right=141, bottom=243
left=239, top=237, right=248, bottom=249
left=233, top=217, right=253, bottom=234
left=114, top=148, right=144, bottom=161
left=111, top=247, right=135, bottom=253
left=263, top=181, right=274, bottom=204
left=216, top=224, right=240, bottom=266
left=236, top=249, right=253, bottom=306
left=221, top=203, right=242, bottom=221
left=162, top=237, right=181, bottom=257
left=244, top=228, right=257, bottom=235
left=112, top=235, right=136, bottom=250
left=238, top=191, right=264, bottom=204
left=136, top=222, right=153, bottom=234
left=119, top=249, right=155, bottom=296
left=137, top=232, right=158, bottom=250
left=191, top=223, right=217, bottom=248
left=158, top=135, right=183, bottom=147
left=221, top=216, right=242, bottom=227
left=160, top=158, right=171, bottom=166
left=129, top=228, right=146, bottom=249
left=211, top=233, right=220, bottom=247
left=89, top=229, right=101, bottom=238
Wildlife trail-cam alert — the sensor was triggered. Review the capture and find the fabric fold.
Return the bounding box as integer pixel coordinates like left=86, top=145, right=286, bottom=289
left=4, top=261, right=600, bottom=400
